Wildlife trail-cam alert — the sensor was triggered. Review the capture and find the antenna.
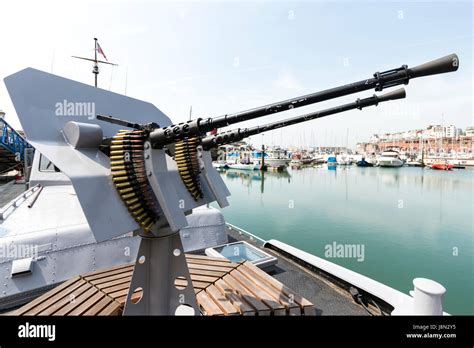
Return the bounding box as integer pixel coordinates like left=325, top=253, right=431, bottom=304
left=72, top=38, right=118, bottom=87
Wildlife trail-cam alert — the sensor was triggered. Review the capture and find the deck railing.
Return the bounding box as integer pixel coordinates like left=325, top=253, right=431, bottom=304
left=0, top=117, right=33, bottom=161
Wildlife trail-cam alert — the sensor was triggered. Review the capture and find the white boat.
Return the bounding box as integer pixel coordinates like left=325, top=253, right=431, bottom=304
left=261, top=149, right=290, bottom=169
left=312, top=154, right=326, bottom=164
left=377, top=151, right=404, bottom=167
left=405, top=160, right=423, bottom=167
left=290, top=159, right=302, bottom=166
left=265, top=157, right=290, bottom=169
left=227, top=162, right=260, bottom=170
left=212, top=161, right=229, bottom=169
left=337, top=154, right=351, bottom=165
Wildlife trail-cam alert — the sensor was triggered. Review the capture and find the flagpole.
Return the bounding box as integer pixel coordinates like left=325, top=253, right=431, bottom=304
left=72, top=38, right=117, bottom=88
left=94, top=38, right=98, bottom=87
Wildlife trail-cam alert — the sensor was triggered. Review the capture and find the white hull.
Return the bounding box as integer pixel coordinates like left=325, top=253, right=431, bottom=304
left=406, top=161, right=423, bottom=167
left=212, top=162, right=229, bottom=169
left=378, top=157, right=404, bottom=167
left=265, top=158, right=290, bottom=168
left=290, top=160, right=302, bottom=166
left=336, top=155, right=351, bottom=165
left=228, top=163, right=260, bottom=170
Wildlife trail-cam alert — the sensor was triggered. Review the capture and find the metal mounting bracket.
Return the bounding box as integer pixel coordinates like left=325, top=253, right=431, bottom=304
left=123, top=232, right=199, bottom=315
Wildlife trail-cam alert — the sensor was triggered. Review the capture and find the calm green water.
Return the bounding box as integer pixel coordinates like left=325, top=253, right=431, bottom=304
left=215, top=165, right=474, bottom=315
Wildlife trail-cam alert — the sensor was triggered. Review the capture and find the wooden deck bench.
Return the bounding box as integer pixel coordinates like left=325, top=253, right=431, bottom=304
left=11, top=254, right=316, bottom=316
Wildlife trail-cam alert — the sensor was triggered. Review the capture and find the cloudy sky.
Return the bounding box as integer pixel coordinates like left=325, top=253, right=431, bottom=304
left=0, top=0, right=472, bottom=148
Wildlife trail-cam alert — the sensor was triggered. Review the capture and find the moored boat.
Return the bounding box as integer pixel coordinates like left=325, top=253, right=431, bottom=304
left=356, top=158, right=373, bottom=167
left=377, top=151, right=404, bottom=167
left=431, top=162, right=454, bottom=170
left=406, top=160, right=424, bottom=167
left=227, top=162, right=260, bottom=170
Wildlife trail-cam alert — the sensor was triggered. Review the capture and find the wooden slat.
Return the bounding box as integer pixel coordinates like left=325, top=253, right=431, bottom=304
left=67, top=291, right=106, bottom=316
left=107, top=287, right=143, bottom=301
left=196, top=291, right=224, bottom=316
left=89, top=271, right=133, bottom=286
left=84, top=266, right=133, bottom=283
left=14, top=255, right=315, bottom=317
left=53, top=287, right=99, bottom=316
left=189, top=268, right=228, bottom=278
left=115, top=290, right=143, bottom=306
left=28, top=279, right=89, bottom=315
left=187, top=258, right=236, bottom=267
left=82, top=296, right=115, bottom=316
left=100, top=282, right=131, bottom=296
left=96, top=276, right=132, bottom=290
left=237, top=264, right=301, bottom=315
left=14, top=277, right=82, bottom=315
left=205, top=285, right=240, bottom=315
left=81, top=264, right=133, bottom=279
left=214, top=279, right=255, bottom=315
left=175, top=279, right=209, bottom=290
left=39, top=282, right=92, bottom=315
left=188, top=263, right=235, bottom=272
left=222, top=274, right=271, bottom=315
left=98, top=301, right=121, bottom=316
left=230, top=269, right=286, bottom=315
left=185, top=254, right=232, bottom=263
left=241, top=262, right=316, bottom=315
left=188, top=274, right=220, bottom=283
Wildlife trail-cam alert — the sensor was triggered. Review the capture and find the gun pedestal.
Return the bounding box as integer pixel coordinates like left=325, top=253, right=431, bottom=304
left=123, top=229, right=198, bottom=315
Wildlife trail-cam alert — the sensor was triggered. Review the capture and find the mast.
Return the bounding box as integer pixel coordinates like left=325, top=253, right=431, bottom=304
left=72, top=38, right=118, bottom=88
left=94, top=38, right=98, bottom=87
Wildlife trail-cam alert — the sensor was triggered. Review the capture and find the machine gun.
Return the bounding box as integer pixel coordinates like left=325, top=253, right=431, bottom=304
left=98, top=88, right=406, bottom=223
left=96, top=53, right=458, bottom=226
left=5, top=53, right=459, bottom=315
left=200, top=88, right=406, bottom=150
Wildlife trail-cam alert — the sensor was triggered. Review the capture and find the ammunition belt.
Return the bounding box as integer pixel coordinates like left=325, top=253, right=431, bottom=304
left=110, top=130, right=158, bottom=232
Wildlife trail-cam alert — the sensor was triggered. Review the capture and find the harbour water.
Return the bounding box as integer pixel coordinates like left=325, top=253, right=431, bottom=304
left=215, top=166, right=474, bottom=315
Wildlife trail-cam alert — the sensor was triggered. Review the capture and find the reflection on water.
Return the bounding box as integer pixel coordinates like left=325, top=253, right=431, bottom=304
left=216, top=166, right=474, bottom=315
left=224, top=168, right=291, bottom=193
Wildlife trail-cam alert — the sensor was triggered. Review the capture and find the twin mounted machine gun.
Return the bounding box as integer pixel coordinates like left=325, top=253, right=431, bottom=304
left=5, top=53, right=459, bottom=315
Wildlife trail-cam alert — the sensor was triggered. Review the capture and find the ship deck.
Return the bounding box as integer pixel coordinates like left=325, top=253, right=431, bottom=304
left=9, top=226, right=382, bottom=316
left=1, top=180, right=383, bottom=316
left=0, top=181, right=25, bottom=207
left=217, top=225, right=374, bottom=316
left=11, top=254, right=316, bottom=316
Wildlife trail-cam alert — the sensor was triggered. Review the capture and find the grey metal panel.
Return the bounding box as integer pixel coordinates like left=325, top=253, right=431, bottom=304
left=4, top=68, right=173, bottom=242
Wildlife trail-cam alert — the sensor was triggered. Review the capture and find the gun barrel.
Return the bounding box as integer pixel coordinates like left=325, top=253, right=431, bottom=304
left=201, top=88, right=406, bottom=150
left=147, top=53, right=457, bottom=148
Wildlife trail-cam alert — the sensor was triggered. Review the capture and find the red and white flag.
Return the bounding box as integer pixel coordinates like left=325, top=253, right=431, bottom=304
left=97, top=42, right=108, bottom=61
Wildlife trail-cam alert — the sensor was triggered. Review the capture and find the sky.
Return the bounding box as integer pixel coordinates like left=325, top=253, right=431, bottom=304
left=0, top=0, right=472, bottom=148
